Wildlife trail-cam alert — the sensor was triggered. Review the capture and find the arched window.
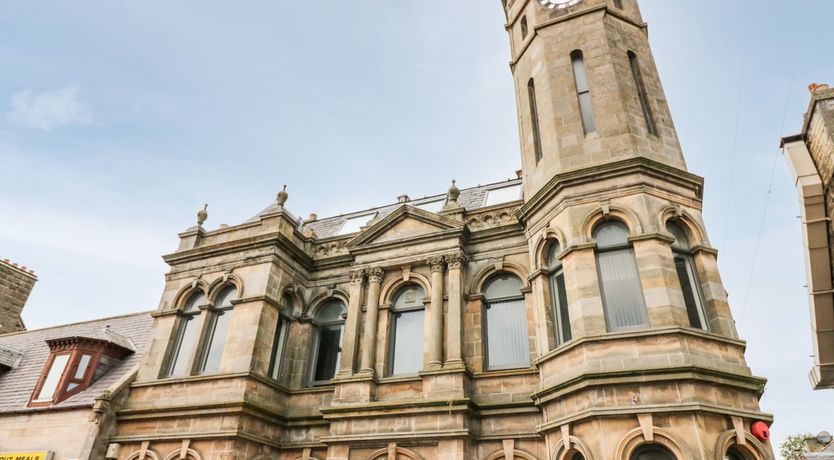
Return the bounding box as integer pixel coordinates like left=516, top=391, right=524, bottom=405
left=631, top=444, right=676, bottom=460
left=528, top=78, right=544, bottom=164
left=571, top=50, right=597, bottom=134
left=725, top=446, right=749, bottom=460
left=628, top=51, right=657, bottom=136
left=483, top=274, right=529, bottom=370
left=546, top=242, right=571, bottom=345
left=594, top=221, right=648, bottom=331
left=268, top=293, right=293, bottom=380
left=310, top=299, right=346, bottom=385
left=667, top=222, right=708, bottom=330
left=387, top=284, right=425, bottom=376
left=168, top=291, right=207, bottom=377
left=198, top=286, right=237, bottom=374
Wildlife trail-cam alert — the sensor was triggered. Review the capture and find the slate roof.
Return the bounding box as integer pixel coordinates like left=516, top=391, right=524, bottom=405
left=0, top=311, right=153, bottom=412
left=247, top=177, right=524, bottom=239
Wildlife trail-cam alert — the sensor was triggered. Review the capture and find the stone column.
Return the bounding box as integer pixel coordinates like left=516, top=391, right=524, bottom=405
left=360, top=267, right=384, bottom=374
left=445, top=252, right=466, bottom=368
left=337, top=269, right=365, bottom=377
left=428, top=257, right=445, bottom=369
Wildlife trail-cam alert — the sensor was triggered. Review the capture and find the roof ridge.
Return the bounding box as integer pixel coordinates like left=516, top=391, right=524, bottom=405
left=0, top=310, right=154, bottom=338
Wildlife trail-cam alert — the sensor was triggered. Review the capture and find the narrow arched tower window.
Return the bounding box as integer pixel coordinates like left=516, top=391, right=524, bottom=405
left=168, top=291, right=206, bottom=377
left=571, top=50, right=597, bottom=134
left=594, top=222, right=648, bottom=331
left=528, top=78, right=544, bottom=163
left=667, top=222, right=708, bottom=330
left=483, top=274, right=529, bottom=369
left=628, top=51, right=658, bottom=136
left=198, top=286, right=237, bottom=374
left=387, top=284, right=425, bottom=376
left=268, top=293, right=293, bottom=380
left=310, top=300, right=346, bottom=385
left=546, top=243, right=571, bottom=344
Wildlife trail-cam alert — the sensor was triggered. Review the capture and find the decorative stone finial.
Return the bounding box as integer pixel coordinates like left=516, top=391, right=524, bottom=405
left=444, top=179, right=461, bottom=210
left=197, top=204, right=208, bottom=226
left=276, top=185, right=289, bottom=207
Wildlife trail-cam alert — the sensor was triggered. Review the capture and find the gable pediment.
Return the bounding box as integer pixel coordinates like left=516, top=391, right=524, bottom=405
left=346, top=205, right=465, bottom=249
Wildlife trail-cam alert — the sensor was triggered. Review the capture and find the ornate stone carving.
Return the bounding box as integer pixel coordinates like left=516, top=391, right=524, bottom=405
left=428, top=256, right=446, bottom=272
left=445, top=252, right=467, bottom=269
left=350, top=269, right=366, bottom=285
left=367, top=267, right=384, bottom=284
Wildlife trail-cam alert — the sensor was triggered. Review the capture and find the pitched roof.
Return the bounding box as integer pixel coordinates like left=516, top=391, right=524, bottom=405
left=247, top=177, right=524, bottom=239
left=0, top=311, right=153, bottom=412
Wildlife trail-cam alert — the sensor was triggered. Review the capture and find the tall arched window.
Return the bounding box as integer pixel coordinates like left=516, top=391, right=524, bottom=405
left=571, top=50, right=597, bottom=134
left=594, top=221, right=648, bottom=331
left=725, top=446, right=750, bottom=460
left=667, top=222, right=708, bottom=331
left=528, top=78, right=543, bottom=164
left=387, top=284, right=425, bottom=376
left=198, top=286, right=237, bottom=374
left=628, top=51, right=658, bottom=136
left=546, top=242, right=572, bottom=345
left=310, top=300, right=346, bottom=385
left=630, top=444, right=676, bottom=460
left=268, top=293, right=293, bottom=380
left=483, top=274, right=529, bottom=370
left=168, top=291, right=206, bottom=377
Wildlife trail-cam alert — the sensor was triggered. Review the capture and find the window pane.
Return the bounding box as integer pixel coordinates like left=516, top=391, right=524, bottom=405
left=269, top=318, right=289, bottom=380
left=214, top=287, right=237, bottom=308
left=578, top=92, right=597, bottom=133
left=486, top=298, right=529, bottom=368
left=484, top=184, right=522, bottom=207
left=36, top=354, right=69, bottom=401
left=595, top=222, right=629, bottom=248
left=484, top=274, right=523, bottom=300
left=393, top=285, right=424, bottom=311
left=317, top=300, right=346, bottom=323
left=170, top=316, right=200, bottom=377
left=184, top=292, right=206, bottom=312
left=629, top=52, right=657, bottom=135
left=201, top=310, right=232, bottom=373
left=528, top=79, right=543, bottom=163
left=674, top=256, right=706, bottom=330
left=571, top=53, right=590, bottom=92
left=391, top=309, right=425, bottom=375
left=598, top=248, right=647, bottom=330
left=552, top=271, right=572, bottom=343
left=547, top=242, right=562, bottom=268
left=666, top=222, right=690, bottom=250
left=314, top=324, right=343, bottom=382
left=74, top=354, right=92, bottom=380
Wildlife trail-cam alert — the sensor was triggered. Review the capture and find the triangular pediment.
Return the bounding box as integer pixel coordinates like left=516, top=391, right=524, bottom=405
left=346, top=205, right=465, bottom=248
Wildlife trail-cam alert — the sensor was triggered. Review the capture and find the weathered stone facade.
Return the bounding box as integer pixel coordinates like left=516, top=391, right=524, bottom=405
left=0, top=258, right=36, bottom=334
left=110, top=1, right=774, bottom=459
left=783, top=84, right=834, bottom=390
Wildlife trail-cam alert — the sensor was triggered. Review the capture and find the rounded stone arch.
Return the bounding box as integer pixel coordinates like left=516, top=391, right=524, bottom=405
left=379, top=272, right=431, bottom=307
left=657, top=205, right=709, bottom=247
left=714, top=430, right=770, bottom=460
left=304, top=289, right=350, bottom=320
left=364, top=446, right=423, bottom=460
left=579, top=205, right=644, bottom=242
left=533, top=226, right=569, bottom=270
left=125, top=450, right=160, bottom=460
left=206, top=274, right=244, bottom=305
left=162, top=448, right=202, bottom=460
left=551, top=436, right=595, bottom=460
left=484, top=448, right=538, bottom=460
left=470, top=261, right=531, bottom=296
left=277, top=282, right=306, bottom=317
left=614, top=427, right=691, bottom=460
left=172, top=279, right=210, bottom=312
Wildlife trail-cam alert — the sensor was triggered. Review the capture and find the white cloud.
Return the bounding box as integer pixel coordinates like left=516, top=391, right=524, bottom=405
left=6, top=85, right=93, bottom=131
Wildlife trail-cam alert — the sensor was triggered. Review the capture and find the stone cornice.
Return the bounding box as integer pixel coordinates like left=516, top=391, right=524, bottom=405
left=517, top=158, right=704, bottom=223
left=163, top=231, right=315, bottom=272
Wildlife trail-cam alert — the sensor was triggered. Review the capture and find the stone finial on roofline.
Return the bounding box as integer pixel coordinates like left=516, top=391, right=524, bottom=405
left=443, top=179, right=461, bottom=211
left=277, top=185, right=289, bottom=208
left=197, top=204, right=208, bottom=226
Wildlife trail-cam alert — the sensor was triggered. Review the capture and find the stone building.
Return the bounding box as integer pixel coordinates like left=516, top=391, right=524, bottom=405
left=782, top=83, right=834, bottom=390
left=0, top=311, right=152, bottom=458
left=0, top=257, right=36, bottom=334
left=109, top=1, right=774, bottom=459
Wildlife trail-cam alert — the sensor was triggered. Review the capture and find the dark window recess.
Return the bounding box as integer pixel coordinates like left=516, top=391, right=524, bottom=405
left=571, top=50, right=597, bottom=134
left=628, top=51, right=658, bottom=135
left=528, top=79, right=544, bottom=164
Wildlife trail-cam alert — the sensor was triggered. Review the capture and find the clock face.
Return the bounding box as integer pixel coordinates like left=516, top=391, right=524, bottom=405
left=537, top=0, right=580, bottom=9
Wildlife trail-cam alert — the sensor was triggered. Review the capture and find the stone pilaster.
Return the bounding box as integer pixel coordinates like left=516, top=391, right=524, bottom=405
left=337, top=269, right=365, bottom=377
left=428, top=256, right=446, bottom=369
left=445, top=252, right=466, bottom=368
left=561, top=245, right=607, bottom=338
left=360, top=267, right=384, bottom=374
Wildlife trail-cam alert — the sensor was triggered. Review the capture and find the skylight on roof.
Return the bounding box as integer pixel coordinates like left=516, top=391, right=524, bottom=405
left=415, top=199, right=446, bottom=213
left=336, top=213, right=376, bottom=236
left=484, top=184, right=522, bottom=207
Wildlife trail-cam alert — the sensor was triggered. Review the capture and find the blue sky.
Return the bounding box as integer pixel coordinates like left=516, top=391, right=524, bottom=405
left=1, top=0, right=832, bottom=455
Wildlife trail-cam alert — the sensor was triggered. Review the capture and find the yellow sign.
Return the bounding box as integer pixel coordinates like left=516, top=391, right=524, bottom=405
left=0, top=453, right=52, bottom=460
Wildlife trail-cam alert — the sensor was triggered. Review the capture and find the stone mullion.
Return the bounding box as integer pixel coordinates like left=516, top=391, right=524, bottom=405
left=428, top=257, right=446, bottom=369
left=531, top=271, right=558, bottom=354
left=631, top=238, right=689, bottom=328
left=692, top=250, right=738, bottom=338
left=561, top=245, right=606, bottom=337
left=360, top=267, right=384, bottom=374
left=444, top=253, right=466, bottom=368
left=337, top=270, right=365, bottom=377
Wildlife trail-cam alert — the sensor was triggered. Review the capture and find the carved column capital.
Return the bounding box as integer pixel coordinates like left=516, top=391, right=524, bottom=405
left=428, top=256, right=446, bottom=273
left=350, top=269, right=366, bottom=285
left=367, top=267, right=384, bottom=284
left=445, top=252, right=468, bottom=270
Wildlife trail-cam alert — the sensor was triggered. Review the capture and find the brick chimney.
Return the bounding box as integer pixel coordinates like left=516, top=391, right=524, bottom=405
left=0, top=258, right=37, bottom=334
